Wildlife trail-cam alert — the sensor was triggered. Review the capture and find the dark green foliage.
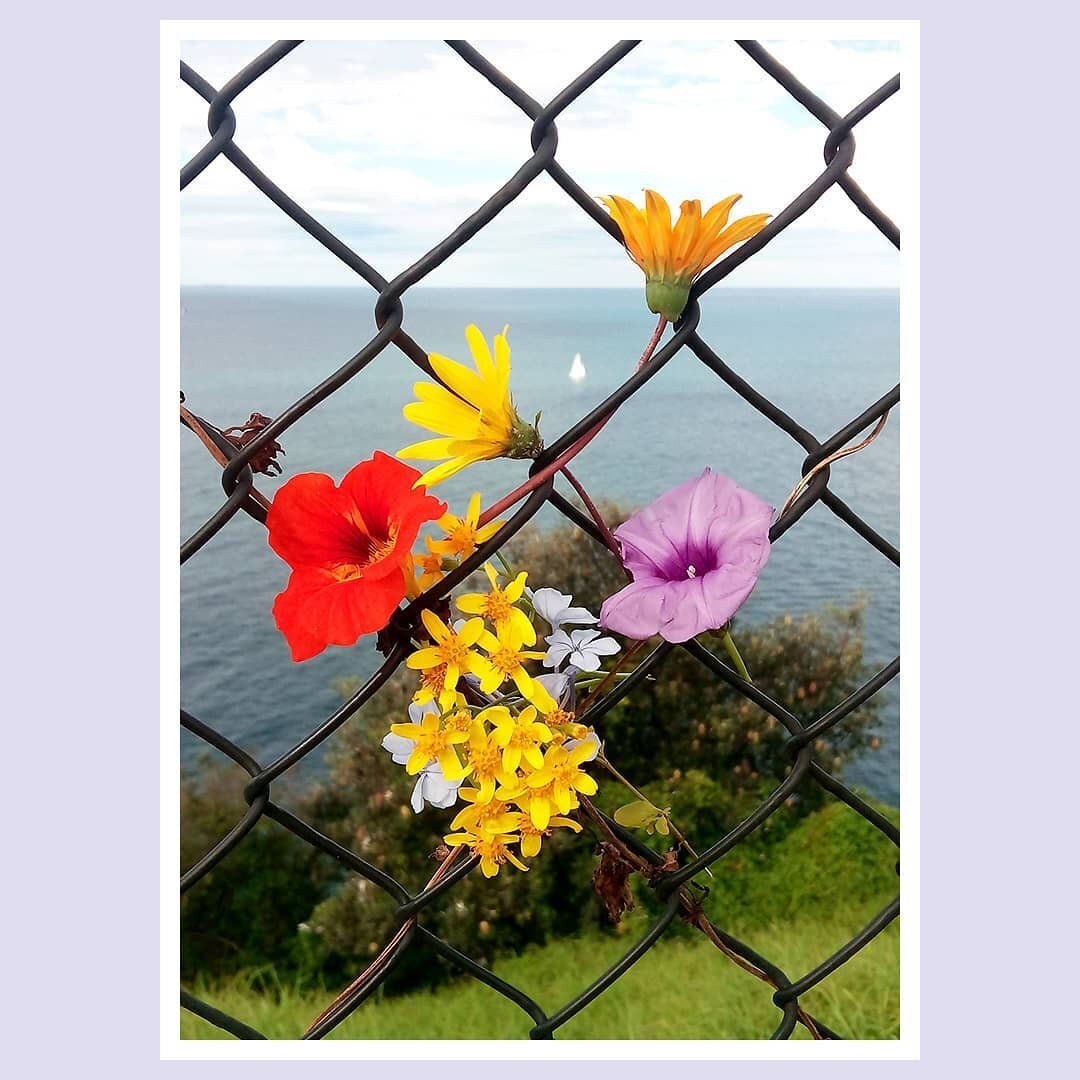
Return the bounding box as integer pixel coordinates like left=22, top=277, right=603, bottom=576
left=180, top=759, right=336, bottom=984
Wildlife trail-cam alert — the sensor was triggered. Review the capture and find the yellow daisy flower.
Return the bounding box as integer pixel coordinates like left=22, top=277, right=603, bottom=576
left=456, top=563, right=536, bottom=644
left=525, top=742, right=599, bottom=826
left=398, top=325, right=542, bottom=488
left=430, top=493, right=506, bottom=560
left=599, top=190, right=771, bottom=322
left=476, top=624, right=555, bottom=710
left=506, top=811, right=582, bottom=858
left=443, top=826, right=529, bottom=877
left=405, top=610, right=489, bottom=710
left=487, top=704, right=552, bottom=773
left=387, top=711, right=470, bottom=780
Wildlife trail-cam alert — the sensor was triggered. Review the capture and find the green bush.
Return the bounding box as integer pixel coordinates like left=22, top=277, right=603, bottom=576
left=180, top=758, right=336, bottom=983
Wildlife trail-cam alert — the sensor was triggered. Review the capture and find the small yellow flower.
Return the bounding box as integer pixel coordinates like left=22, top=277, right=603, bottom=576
left=406, top=610, right=488, bottom=710
left=498, top=775, right=578, bottom=831
left=413, top=662, right=449, bottom=707
left=462, top=713, right=519, bottom=802
left=544, top=706, right=586, bottom=740
left=506, top=811, right=582, bottom=858
left=398, top=325, right=542, bottom=488
left=450, top=787, right=517, bottom=833
left=412, top=536, right=445, bottom=592
left=599, top=190, right=771, bottom=322
left=525, top=743, right=599, bottom=827
left=457, top=563, right=536, bottom=644
left=401, top=558, right=423, bottom=602
left=476, top=624, right=555, bottom=710
left=431, top=493, right=505, bottom=560
left=487, top=704, right=552, bottom=773
left=442, top=697, right=475, bottom=735
left=388, top=712, right=470, bottom=780
left=444, top=826, right=529, bottom=877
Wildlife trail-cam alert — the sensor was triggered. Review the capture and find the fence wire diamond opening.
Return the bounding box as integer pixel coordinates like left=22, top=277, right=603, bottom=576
left=178, top=38, right=901, bottom=1041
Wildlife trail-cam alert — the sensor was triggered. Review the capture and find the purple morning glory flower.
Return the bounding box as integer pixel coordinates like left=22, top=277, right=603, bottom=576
left=599, top=469, right=772, bottom=643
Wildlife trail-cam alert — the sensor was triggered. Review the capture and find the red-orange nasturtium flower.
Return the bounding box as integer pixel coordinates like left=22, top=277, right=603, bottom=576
left=266, top=451, right=446, bottom=661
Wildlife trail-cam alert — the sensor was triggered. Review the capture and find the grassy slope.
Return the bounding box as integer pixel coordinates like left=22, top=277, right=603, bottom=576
left=181, top=800, right=901, bottom=1040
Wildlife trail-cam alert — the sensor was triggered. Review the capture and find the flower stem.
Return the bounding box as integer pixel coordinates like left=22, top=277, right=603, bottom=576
left=304, top=844, right=464, bottom=1035
left=575, top=638, right=648, bottom=715
left=778, top=409, right=890, bottom=521
left=636, top=315, right=667, bottom=371
left=719, top=628, right=753, bottom=683
left=573, top=671, right=632, bottom=688
left=479, top=320, right=669, bottom=528
left=560, top=465, right=622, bottom=560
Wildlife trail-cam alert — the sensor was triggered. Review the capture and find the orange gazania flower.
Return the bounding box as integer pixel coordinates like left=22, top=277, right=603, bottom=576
left=599, top=190, right=771, bottom=322
left=267, top=451, right=446, bottom=662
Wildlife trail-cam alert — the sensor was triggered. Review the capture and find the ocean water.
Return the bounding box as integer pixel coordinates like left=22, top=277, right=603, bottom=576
left=180, top=287, right=900, bottom=805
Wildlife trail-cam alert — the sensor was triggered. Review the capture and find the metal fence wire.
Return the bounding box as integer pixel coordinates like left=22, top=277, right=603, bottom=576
left=178, top=38, right=901, bottom=1041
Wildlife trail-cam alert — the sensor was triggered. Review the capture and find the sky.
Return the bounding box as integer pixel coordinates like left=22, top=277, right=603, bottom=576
left=178, top=38, right=905, bottom=289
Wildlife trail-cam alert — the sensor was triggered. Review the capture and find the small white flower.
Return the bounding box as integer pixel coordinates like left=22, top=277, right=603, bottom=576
left=380, top=701, right=438, bottom=764
left=410, top=767, right=462, bottom=813
left=381, top=702, right=462, bottom=813
left=380, top=731, right=414, bottom=765
left=530, top=587, right=598, bottom=632
left=534, top=671, right=573, bottom=707
left=545, top=627, right=620, bottom=672
left=564, top=730, right=602, bottom=762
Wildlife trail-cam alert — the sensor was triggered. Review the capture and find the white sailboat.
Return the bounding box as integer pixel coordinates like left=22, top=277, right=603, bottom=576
left=569, top=351, right=586, bottom=382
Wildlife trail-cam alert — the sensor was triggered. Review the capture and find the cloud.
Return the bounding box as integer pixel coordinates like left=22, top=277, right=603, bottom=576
left=179, top=38, right=905, bottom=287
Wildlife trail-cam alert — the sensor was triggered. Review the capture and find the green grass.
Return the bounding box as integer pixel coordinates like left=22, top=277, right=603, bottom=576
left=181, top=916, right=898, bottom=1040
left=182, top=800, right=901, bottom=1040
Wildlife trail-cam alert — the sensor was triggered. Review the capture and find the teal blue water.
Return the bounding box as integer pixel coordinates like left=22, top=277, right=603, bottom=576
left=180, top=287, right=900, bottom=804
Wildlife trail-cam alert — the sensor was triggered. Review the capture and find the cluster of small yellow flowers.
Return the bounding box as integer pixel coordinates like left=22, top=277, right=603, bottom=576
left=403, top=492, right=507, bottom=600
left=405, top=563, right=558, bottom=714
left=385, top=557, right=604, bottom=877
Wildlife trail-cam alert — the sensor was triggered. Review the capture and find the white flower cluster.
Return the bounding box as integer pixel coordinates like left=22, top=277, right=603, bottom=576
left=530, top=588, right=620, bottom=674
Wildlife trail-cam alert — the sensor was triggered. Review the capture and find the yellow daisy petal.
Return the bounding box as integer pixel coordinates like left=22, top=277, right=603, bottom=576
left=644, top=189, right=673, bottom=277
left=465, top=324, right=497, bottom=384
left=397, top=435, right=464, bottom=460
left=429, top=352, right=498, bottom=415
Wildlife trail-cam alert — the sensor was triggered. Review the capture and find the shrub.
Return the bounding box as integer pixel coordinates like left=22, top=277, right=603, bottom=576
left=180, top=758, right=337, bottom=984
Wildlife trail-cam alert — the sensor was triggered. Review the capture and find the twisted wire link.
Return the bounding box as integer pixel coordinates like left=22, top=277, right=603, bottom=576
left=179, top=37, right=903, bottom=1040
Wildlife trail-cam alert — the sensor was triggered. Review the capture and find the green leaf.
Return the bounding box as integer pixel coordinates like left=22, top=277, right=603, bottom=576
left=614, top=799, right=659, bottom=829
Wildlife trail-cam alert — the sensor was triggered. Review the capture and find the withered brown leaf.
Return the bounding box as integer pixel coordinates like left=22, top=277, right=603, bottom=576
left=592, top=841, right=636, bottom=924
left=222, top=412, right=285, bottom=476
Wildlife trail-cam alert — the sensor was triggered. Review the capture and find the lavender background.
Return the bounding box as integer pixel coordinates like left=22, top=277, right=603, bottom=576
left=8, top=4, right=1072, bottom=1076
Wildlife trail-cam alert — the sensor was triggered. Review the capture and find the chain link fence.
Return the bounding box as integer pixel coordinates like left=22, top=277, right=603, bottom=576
left=178, top=38, right=901, bottom=1041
